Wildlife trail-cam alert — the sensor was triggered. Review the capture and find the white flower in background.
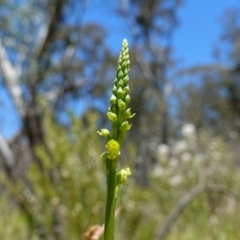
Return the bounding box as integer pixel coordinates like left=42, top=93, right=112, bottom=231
left=209, top=216, right=218, bottom=225
left=168, top=174, right=183, bottom=187
left=195, top=153, right=204, bottom=163
left=181, top=123, right=196, bottom=137
left=156, top=144, right=170, bottom=162
left=181, top=152, right=191, bottom=163
left=211, top=151, right=221, bottom=161
left=157, top=144, right=169, bottom=156
left=205, top=167, right=214, bottom=177
left=209, top=139, right=218, bottom=150
left=169, top=157, right=178, bottom=168
left=149, top=141, right=158, bottom=150
left=225, top=196, right=236, bottom=214
left=153, top=166, right=164, bottom=177
left=173, top=140, right=188, bottom=154
left=229, top=131, right=238, bottom=139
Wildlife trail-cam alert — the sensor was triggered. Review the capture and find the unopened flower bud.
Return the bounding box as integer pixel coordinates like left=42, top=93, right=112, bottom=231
left=123, top=39, right=128, bottom=47
left=124, top=86, right=129, bottom=91
left=110, top=94, right=117, bottom=105
left=123, top=53, right=129, bottom=60
left=122, top=61, right=128, bottom=69
left=118, top=71, right=123, bottom=79
left=112, top=85, right=117, bottom=94
left=124, top=68, right=129, bottom=75
left=117, top=80, right=124, bottom=88
left=125, top=94, right=130, bottom=105
left=107, top=112, right=117, bottom=122
left=118, top=99, right=126, bottom=110
left=117, top=87, right=124, bottom=98
left=123, top=76, right=129, bottom=84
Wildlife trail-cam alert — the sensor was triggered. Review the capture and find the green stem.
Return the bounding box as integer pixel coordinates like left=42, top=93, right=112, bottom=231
left=104, top=159, right=117, bottom=240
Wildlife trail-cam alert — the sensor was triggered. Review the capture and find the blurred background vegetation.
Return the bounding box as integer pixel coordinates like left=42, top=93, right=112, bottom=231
left=0, top=0, right=240, bottom=239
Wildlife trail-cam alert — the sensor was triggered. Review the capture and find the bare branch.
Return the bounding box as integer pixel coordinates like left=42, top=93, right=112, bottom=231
left=35, top=0, right=65, bottom=60
left=0, top=133, right=16, bottom=176
left=155, top=183, right=205, bottom=240
left=206, top=184, right=240, bottom=200
left=127, top=17, right=156, bottom=84
left=0, top=39, right=25, bottom=117
left=155, top=181, right=240, bottom=240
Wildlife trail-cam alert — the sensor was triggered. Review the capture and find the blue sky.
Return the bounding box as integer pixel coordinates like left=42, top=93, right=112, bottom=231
left=0, top=0, right=239, bottom=139
left=173, top=0, right=239, bottom=66
left=82, top=0, right=239, bottom=67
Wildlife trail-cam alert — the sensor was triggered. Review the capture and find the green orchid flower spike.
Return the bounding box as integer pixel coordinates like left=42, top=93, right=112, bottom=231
left=98, top=39, right=135, bottom=240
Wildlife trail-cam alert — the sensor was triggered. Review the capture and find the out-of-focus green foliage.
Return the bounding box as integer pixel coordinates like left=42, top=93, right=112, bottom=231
left=118, top=124, right=240, bottom=240
left=0, top=108, right=106, bottom=239
left=1, top=110, right=240, bottom=240
left=0, top=1, right=240, bottom=240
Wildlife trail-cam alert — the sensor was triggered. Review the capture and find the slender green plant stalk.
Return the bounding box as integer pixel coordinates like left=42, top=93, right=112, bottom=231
left=98, top=39, right=135, bottom=240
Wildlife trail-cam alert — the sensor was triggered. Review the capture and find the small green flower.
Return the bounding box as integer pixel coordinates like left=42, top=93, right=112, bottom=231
left=97, top=128, right=110, bottom=137
left=120, top=121, right=132, bottom=132
left=116, top=167, right=131, bottom=185
left=106, top=139, right=120, bottom=159
left=97, top=128, right=111, bottom=139
left=123, top=108, right=135, bottom=120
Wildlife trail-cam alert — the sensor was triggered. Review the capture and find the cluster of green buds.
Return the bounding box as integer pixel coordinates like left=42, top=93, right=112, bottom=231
left=98, top=39, right=135, bottom=164
left=99, top=39, right=135, bottom=240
